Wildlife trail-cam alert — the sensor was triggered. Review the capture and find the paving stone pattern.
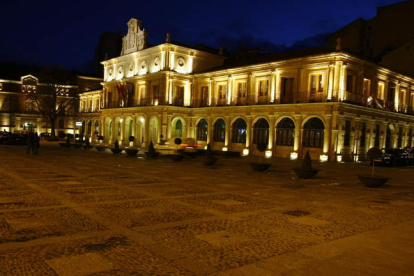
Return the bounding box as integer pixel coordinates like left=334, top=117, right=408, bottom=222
left=0, top=143, right=414, bottom=275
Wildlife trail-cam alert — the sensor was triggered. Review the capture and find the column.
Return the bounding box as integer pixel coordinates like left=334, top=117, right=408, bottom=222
left=110, top=116, right=116, bottom=144
left=227, top=76, right=233, bottom=105
left=294, top=115, right=302, bottom=153
left=327, top=64, right=334, bottom=101
left=270, top=70, right=276, bottom=103
left=207, top=116, right=213, bottom=144
left=144, top=115, right=149, bottom=146
left=275, top=70, right=281, bottom=104
left=246, top=116, right=252, bottom=150
left=268, top=116, right=275, bottom=150
left=166, top=115, right=172, bottom=138
left=333, top=61, right=342, bottom=100
left=323, top=115, right=332, bottom=160
left=339, top=64, right=347, bottom=101
left=225, top=116, right=231, bottom=147
left=208, top=78, right=213, bottom=106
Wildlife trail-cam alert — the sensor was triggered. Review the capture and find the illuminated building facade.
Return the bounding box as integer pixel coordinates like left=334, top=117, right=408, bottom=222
left=79, top=18, right=414, bottom=161
left=0, top=75, right=78, bottom=135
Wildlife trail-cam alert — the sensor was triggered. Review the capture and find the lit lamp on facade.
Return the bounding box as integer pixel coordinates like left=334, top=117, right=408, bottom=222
left=242, top=149, right=249, bottom=156
left=320, top=154, right=329, bottom=162
left=265, top=150, right=272, bottom=158
left=290, top=152, right=298, bottom=160
left=337, top=155, right=343, bottom=162
left=222, top=147, right=228, bottom=152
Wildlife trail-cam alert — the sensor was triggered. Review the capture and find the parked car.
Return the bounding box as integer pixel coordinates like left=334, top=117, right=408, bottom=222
left=406, top=147, right=414, bottom=163
left=373, top=148, right=410, bottom=166
left=154, top=137, right=201, bottom=154
left=0, top=133, right=29, bottom=145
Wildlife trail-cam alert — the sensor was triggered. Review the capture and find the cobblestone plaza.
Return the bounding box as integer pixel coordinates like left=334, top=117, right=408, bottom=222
left=1, top=143, right=414, bottom=275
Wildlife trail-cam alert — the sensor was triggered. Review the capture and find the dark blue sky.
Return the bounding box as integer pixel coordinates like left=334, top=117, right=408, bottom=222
left=0, top=0, right=405, bottom=72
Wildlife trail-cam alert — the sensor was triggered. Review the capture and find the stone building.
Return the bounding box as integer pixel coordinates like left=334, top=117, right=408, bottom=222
left=0, top=74, right=78, bottom=135
left=79, top=16, right=414, bottom=162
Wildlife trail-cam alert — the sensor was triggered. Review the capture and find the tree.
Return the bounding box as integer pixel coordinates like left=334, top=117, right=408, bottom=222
left=27, top=66, right=77, bottom=138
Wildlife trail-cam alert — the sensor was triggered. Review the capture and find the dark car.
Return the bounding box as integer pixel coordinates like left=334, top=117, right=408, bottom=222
left=374, top=148, right=410, bottom=166
left=0, top=133, right=29, bottom=145
left=407, top=148, right=414, bottom=163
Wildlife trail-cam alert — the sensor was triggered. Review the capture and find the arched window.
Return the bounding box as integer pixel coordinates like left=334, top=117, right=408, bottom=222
left=173, top=119, right=183, bottom=137
left=232, top=118, right=246, bottom=143
left=196, top=119, right=208, bottom=141
left=253, top=118, right=269, bottom=144
left=118, top=121, right=121, bottom=136
left=303, top=118, right=324, bottom=148
left=213, top=119, right=226, bottom=142
left=94, top=121, right=99, bottom=134
left=109, top=122, right=112, bottom=136
left=276, top=118, right=295, bottom=146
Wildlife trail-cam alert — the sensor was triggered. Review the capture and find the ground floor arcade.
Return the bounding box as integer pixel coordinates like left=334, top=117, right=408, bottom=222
left=79, top=102, right=414, bottom=161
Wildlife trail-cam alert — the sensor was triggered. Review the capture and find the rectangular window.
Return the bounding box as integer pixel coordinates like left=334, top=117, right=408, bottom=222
left=388, top=83, right=396, bottom=102
left=377, top=83, right=385, bottom=100
left=360, top=123, right=366, bottom=147
left=153, top=85, right=159, bottom=99
left=218, top=85, right=226, bottom=99
left=238, top=82, right=247, bottom=97
left=258, top=80, right=268, bottom=96
left=346, top=74, right=354, bottom=93
left=281, top=77, right=294, bottom=103
left=363, top=79, right=371, bottom=96
left=344, top=120, right=351, bottom=146
left=310, top=75, right=323, bottom=93
left=108, top=92, right=112, bottom=107
left=201, top=86, right=208, bottom=103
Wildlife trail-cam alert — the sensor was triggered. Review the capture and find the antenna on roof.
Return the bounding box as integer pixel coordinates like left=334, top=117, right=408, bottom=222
left=166, top=33, right=171, bottom=43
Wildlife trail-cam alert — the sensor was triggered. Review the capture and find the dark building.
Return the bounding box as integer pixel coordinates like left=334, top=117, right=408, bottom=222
left=327, top=0, right=414, bottom=77
left=94, top=31, right=123, bottom=77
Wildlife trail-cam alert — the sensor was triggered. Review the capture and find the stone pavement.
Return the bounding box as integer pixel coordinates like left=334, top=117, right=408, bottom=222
left=0, top=143, right=413, bottom=275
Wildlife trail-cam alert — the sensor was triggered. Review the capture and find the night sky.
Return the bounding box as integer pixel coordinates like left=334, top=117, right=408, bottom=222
left=0, top=0, right=405, bottom=73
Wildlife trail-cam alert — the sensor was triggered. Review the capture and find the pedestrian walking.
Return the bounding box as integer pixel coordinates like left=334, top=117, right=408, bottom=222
left=26, top=132, right=36, bottom=155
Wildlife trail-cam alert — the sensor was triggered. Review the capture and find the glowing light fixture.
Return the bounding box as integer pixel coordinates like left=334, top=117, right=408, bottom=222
left=337, top=155, right=342, bottom=162
left=320, top=155, right=328, bottom=162
left=290, top=152, right=298, bottom=160
left=265, top=150, right=272, bottom=158
left=222, top=147, right=228, bottom=152
left=242, top=149, right=249, bottom=156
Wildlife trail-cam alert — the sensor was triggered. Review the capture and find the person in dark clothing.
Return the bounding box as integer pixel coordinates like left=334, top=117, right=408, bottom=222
left=27, top=132, right=36, bottom=155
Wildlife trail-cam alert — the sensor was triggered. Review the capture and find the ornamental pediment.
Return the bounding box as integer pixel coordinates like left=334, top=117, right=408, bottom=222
left=121, top=18, right=148, bottom=56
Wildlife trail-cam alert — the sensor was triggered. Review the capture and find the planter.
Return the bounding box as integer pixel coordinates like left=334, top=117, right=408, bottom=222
left=358, top=174, right=389, bottom=187
left=169, top=154, right=185, bottom=162
left=293, top=168, right=319, bottom=179
left=204, top=157, right=218, bottom=166
left=110, top=148, right=123, bottom=154
left=125, top=149, right=139, bottom=156
left=95, top=146, right=108, bottom=152
left=250, top=162, right=271, bottom=172
left=72, top=143, right=83, bottom=149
